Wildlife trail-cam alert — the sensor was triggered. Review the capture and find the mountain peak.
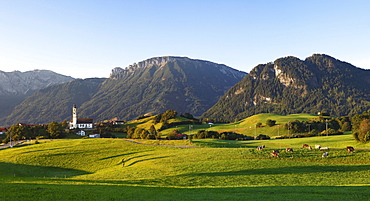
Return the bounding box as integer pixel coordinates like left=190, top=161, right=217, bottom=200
left=0, top=70, right=74, bottom=96
left=110, top=56, right=246, bottom=79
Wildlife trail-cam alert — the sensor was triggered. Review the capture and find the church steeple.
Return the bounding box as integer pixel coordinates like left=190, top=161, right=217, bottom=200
left=72, top=104, right=77, bottom=129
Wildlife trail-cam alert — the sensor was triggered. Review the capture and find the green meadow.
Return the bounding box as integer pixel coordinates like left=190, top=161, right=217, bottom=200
left=130, top=113, right=323, bottom=138
left=0, top=133, right=369, bottom=200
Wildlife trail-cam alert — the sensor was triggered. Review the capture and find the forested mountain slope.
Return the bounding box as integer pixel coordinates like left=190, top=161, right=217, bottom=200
left=0, top=70, right=74, bottom=120
left=202, top=54, right=370, bottom=121
left=0, top=78, right=104, bottom=125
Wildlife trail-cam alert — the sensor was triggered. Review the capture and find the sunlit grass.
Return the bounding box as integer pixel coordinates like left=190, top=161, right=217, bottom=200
left=0, top=136, right=369, bottom=200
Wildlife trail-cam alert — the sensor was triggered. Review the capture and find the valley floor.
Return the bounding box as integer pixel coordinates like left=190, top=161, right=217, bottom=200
left=0, top=136, right=369, bottom=200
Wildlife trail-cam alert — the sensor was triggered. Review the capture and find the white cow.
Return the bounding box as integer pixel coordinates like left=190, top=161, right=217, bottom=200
left=322, top=152, right=329, bottom=158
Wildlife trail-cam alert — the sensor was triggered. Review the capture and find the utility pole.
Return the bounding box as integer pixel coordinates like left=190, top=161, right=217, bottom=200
left=9, top=130, right=12, bottom=148
left=254, top=124, right=257, bottom=139
left=326, top=119, right=328, bottom=137
left=307, top=124, right=311, bottom=134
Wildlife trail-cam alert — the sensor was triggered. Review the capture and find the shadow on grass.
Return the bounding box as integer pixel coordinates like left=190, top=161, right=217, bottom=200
left=12, top=146, right=77, bottom=154
left=192, top=140, right=258, bottom=148
left=176, top=164, right=370, bottom=177
left=120, top=153, right=169, bottom=167
left=99, top=151, right=143, bottom=161
left=0, top=182, right=369, bottom=200
left=0, top=162, right=90, bottom=178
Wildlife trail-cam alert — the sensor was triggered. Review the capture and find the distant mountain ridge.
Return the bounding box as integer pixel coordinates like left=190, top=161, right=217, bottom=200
left=110, top=56, right=245, bottom=80
left=0, top=70, right=74, bottom=95
left=0, top=70, right=74, bottom=121
left=0, top=57, right=246, bottom=125
left=202, top=54, right=370, bottom=121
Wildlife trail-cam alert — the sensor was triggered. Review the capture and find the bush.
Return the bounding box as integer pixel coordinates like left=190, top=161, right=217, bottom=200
left=266, top=119, right=276, bottom=127
left=353, top=119, right=370, bottom=143
left=255, top=134, right=270, bottom=140
left=167, top=130, right=180, bottom=140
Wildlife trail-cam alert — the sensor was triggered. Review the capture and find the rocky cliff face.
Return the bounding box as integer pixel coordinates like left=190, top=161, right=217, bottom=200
left=110, top=56, right=246, bottom=80
left=0, top=70, right=74, bottom=95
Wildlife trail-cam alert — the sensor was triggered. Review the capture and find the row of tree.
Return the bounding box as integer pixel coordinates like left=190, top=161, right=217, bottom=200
left=2, top=121, right=68, bottom=143
left=192, top=130, right=254, bottom=141
left=272, top=111, right=369, bottom=142
left=126, top=125, right=160, bottom=140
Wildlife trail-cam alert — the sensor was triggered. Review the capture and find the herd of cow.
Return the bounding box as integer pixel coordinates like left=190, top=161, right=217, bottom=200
left=256, top=144, right=355, bottom=158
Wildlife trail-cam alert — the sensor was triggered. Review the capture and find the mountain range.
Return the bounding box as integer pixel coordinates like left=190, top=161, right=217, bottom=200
left=0, top=57, right=246, bottom=125
left=0, top=54, right=369, bottom=126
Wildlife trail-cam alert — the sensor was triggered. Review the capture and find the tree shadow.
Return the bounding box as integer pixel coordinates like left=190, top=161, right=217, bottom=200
left=125, top=156, right=169, bottom=167
left=0, top=183, right=369, bottom=200
left=0, top=162, right=90, bottom=178
left=99, top=151, right=143, bottom=161
left=176, top=164, right=370, bottom=177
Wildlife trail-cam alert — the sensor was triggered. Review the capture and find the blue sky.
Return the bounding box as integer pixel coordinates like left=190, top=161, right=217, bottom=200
left=1, top=0, right=369, bottom=78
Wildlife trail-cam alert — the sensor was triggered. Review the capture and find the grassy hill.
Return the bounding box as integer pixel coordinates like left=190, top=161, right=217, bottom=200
left=0, top=135, right=369, bottom=200
left=126, top=113, right=323, bottom=138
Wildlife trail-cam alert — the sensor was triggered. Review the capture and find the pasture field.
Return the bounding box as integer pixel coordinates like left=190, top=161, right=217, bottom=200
left=137, top=113, right=323, bottom=137
left=0, top=136, right=369, bottom=200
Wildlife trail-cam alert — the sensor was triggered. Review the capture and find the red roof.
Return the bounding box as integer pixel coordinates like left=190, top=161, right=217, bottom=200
left=77, top=118, right=93, bottom=123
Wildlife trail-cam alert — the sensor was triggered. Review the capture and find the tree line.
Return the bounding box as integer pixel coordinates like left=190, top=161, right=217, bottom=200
left=2, top=121, right=68, bottom=144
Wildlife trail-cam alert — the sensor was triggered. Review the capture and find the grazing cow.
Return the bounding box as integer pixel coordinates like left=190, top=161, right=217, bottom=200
left=315, top=145, right=321, bottom=149
left=270, top=152, right=279, bottom=158
left=322, top=152, right=329, bottom=158
left=257, top=145, right=266, bottom=151
left=302, top=144, right=312, bottom=149
left=346, top=146, right=355, bottom=153
left=273, top=149, right=280, bottom=154
left=319, top=147, right=329, bottom=151
left=286, top=148, right=293, bottom=152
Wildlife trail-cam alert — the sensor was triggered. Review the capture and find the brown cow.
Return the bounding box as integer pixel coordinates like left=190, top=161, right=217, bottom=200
left=270, top=152, right=279, bottom=158
left=285, top=148, right=293, bottom=152
left=346, top=146, right=355, bottom=153
left=302, top=144, right=312, bottom=150
left=272, top=149, right=280, bottom=154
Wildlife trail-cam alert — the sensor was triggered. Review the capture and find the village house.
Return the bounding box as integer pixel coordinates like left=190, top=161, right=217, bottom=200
left=0, top=127, right=7, bottom=135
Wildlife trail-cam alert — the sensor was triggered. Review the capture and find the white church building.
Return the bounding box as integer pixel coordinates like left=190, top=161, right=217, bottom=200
left=69, top=104, right=94, bottom=130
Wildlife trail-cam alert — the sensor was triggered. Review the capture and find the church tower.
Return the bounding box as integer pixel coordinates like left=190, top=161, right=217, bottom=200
left=72, top=104, right=77, bottom=129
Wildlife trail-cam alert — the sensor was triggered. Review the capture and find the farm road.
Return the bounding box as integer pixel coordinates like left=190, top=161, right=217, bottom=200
left=0, top=140, right=26, bottom=149
left=123, top=139, right=200, bottom=148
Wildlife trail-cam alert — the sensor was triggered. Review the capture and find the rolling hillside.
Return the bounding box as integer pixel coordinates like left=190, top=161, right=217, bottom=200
left=0, top=137, right=369, bottom=200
